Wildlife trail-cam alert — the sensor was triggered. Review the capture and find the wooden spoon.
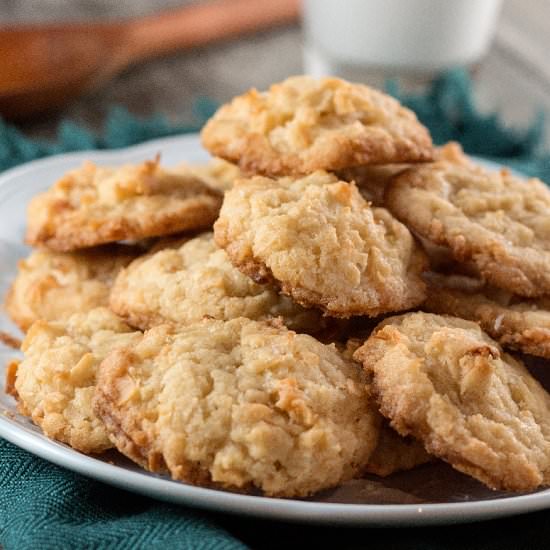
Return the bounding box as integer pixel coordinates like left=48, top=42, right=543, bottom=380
left=0, top=0, right=299, bottom=120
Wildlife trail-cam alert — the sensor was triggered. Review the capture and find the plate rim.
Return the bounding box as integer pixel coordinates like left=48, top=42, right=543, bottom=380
left=0, top=133, right=547, bottom=526
left=0, top=134, right=206, bottom=189
left=2, top=413, right=550, bottom=527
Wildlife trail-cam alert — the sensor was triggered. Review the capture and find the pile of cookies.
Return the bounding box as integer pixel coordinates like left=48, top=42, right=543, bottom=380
left=5, top=75, right=550, bottom=498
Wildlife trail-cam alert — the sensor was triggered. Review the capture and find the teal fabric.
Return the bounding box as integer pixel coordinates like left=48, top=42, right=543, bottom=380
left=388, top=70, right=550, bottom=182
left=0, top=70, right=548, bottom=180
left=0, top=97, right=219, bottom=172
left=0, top=440, right=245, bottom=550
left=1, top=69, right=550, bottom=549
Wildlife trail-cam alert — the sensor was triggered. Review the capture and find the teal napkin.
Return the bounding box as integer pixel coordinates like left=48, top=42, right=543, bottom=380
left=0, top=440, right=245, bottom=549
left=389, top=71, right=550, bottom=183
left=0, top=71, right=548, bottom=180
left=1, top=69, right=550, bottom=550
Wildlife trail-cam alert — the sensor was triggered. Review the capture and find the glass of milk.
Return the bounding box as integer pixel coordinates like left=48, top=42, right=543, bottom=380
left=302, top=0, right=503, bottom=89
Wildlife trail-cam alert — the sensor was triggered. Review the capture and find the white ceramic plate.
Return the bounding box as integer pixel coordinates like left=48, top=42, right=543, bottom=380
left=1, top=133, right=549, bottom=526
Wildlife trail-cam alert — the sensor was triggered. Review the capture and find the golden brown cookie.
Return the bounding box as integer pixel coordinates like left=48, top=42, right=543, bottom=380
left=354, top=312, right=550, bottom=492
left=12, top=308, right=141, bottom=453
left=419, top=237, right=483, bottom=276
left=424, top=272, right=550, bottom=359
left=365, top=420, right=433, bottom=477
left=94, top=317, right=379, bottom=497
left=337, top=164, right=407, bottom=206
left=26, top=158, right=223, bottom=251
left=5, top=245, right=141, bottom=331
left=433, top=141, right=474, bottom=165
left=386, top=159, right=550, bottom=297
left=179, top=158, right=242, bottom=192
left=201, top=76, right=433, bottom=176
left=110, top=232, right=325, bottom=333
left=344, top=337, right=432, bottom=477
left=337, top=142, right=468, bottom=207
left=214, top=171, right=427, bottom=317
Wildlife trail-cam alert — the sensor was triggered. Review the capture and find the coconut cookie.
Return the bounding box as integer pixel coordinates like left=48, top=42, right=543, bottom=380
left=344, top=337, right=432, bottom=477
left=337, top=164, right=407, bottom=207
left=365, top=420, right=433, bottom=477
left=424, top=272, right=550, bottom=359
left=214, top=172, right=427, bottom=317
left=386, top=159, right=550, bottom=297
left=12, top=308, right=141, bottom=453
left=354, top=312, right=550, bottom=492
left=26, top=158, right=223, bottom=251
left=337, top=142, right=468, bottom=207
left=94, top=317, right=379, bottom=497
left=5, top=245, right=141, bottom=331
left=180, top=158, right=242, bottom=193
left=201, top=76, right=433, bottom=176
left=110, top=233, right=324, bottom=333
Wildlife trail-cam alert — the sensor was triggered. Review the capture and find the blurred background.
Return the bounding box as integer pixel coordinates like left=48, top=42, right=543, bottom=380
left=1, top=0, right=549, bottom=147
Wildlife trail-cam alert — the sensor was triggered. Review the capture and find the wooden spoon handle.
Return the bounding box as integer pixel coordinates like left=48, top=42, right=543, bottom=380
left=122, top=0, right=300, bottom=62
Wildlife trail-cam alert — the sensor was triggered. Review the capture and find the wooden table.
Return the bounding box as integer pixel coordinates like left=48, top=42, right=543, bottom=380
left=3, top=0, right=550, bottom=146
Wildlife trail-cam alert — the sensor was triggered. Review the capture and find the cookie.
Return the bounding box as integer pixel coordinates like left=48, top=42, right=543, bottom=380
left=344, top=337, right=432, bottom=477
left=337, top=164, right=407, bottom=206
left=26, top=158, right=223, bottom=251
left=12, top=308, right=140, bottom=453
left=365, top=420, right=433, bottom=477
left=337, top=142, right=467, bottom=207
left=180, top=158, right=242, bottom=192
left=386, top=159, right=550, bottom=297
left=424, top=272, right=550, bottom=359
left=214, top=171, right=427, bottom=317
left=94, top=317, right=379, bottom=497
left=201, top=76, right=433, bottom=176
left=5, top=245, right=141, bottom=331
left=354, top=312, right=550, bottom=491
left=110, top=232, right=325, bottom=333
